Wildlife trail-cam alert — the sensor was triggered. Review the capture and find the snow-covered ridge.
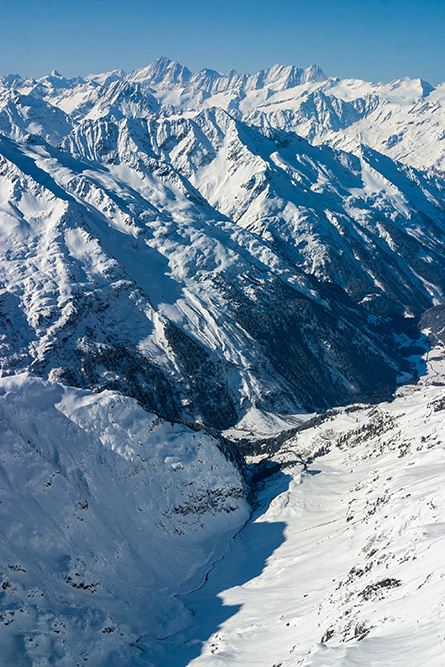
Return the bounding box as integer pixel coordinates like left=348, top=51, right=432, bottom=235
left=0, top=373, right=249, bottom=664
left=125, top=57, right=327, bottom=94
left=3, top=56, right=444, bottom=172
left=3, top=56, right=327, bottom=95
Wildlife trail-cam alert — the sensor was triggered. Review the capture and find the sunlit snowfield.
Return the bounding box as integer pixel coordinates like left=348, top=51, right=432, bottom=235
left=152, top=349, right=445, bottom=666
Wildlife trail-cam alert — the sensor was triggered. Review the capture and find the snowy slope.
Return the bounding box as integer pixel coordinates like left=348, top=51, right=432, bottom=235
left=0, top=57, right=445, bottom=666
left=0, top=374, right=249, bottom=665
left=1, top=354, right=445, bottom=666
left=153, top=346, right=445, bottom=667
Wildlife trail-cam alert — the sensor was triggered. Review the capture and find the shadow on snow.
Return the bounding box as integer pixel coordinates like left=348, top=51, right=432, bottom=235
left=136, top=470, right=292, bottom=666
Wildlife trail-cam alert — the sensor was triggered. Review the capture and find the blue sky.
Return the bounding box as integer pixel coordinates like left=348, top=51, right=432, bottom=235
left=1, top=0, right=444, bottom=83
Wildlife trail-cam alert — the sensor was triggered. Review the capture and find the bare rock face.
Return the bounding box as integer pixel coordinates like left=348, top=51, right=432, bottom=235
left=420, top=305, right=445, bottom=345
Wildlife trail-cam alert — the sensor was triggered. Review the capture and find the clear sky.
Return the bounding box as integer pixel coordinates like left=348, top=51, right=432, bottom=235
left=1, top=0, right=444, bottom=84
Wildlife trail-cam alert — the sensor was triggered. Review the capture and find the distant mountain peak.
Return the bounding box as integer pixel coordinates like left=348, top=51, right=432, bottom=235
left=419, top=78, right=435, bottom=97
left=124, top=57, right=327, bottom=96
left=130, top=56, right=192, bottom=86
left=261, top=63, right=327, bottom=89
left=0, top=73, right=23, bottom=86
left=389, top=75, right=435, bottom=92
left=305, top=63, right=327, bottom=81
left=152, top=55, right=174, bottom=66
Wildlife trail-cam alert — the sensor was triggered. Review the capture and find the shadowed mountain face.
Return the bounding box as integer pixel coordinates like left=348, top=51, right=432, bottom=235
left=0, top=59, right=444, bottom=427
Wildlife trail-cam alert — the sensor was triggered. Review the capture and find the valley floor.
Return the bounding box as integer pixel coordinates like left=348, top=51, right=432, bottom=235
left=1, top=350, right=444, bottom=666
left=151, top=347, right=445, bottom=667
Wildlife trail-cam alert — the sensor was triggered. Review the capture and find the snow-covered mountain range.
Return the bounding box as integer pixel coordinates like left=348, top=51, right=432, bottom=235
left=1, top=57, right=445, bottom=423
left=1, top=57, right=445, bottom=665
